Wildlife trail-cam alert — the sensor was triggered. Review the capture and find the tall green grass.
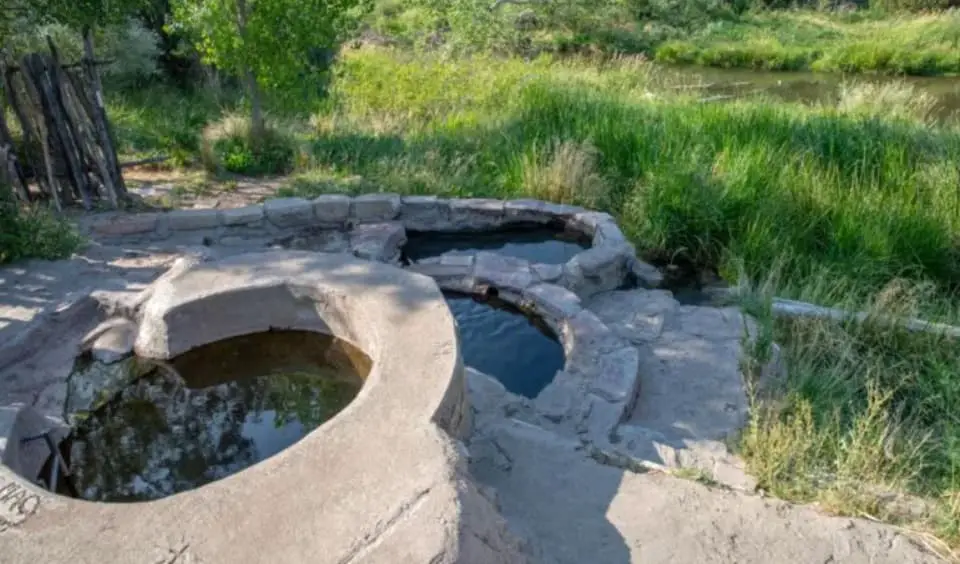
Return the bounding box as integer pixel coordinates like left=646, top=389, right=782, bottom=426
left=740, top=275, right=960, bottom=553
left=313, top=49, right=960, bottom=314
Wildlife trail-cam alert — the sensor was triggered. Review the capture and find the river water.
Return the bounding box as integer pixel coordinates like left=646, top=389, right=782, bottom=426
left=667, top=66, right=960, bottom=122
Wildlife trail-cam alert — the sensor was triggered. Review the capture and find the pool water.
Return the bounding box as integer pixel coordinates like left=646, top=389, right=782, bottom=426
left=404, top=226, right=589, bottom=265
left=65, top=330, right=370, bottom=503
left=447, top=293, right=564, bottom=399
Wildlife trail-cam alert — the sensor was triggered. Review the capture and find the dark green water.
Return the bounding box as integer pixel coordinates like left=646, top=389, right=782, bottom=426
left=66, top=330, right=369, bottom=503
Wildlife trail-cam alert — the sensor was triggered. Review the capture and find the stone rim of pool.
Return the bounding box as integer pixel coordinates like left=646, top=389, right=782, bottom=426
left=0, top=197, right=683, bottom=564
left=0, top=251, right=529, bottom=563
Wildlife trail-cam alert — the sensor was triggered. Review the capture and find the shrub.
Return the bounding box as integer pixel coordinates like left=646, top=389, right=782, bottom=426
left=200, top=115, right=296, bottom=176
left=0, top=195, right=83, bottom=264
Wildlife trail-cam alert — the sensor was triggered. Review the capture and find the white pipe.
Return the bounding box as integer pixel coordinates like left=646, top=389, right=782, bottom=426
left=769, top=297, right=960, bottom=339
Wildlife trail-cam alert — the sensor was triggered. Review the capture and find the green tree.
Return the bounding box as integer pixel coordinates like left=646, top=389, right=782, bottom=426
left=170, top=0, right=367, bottom=140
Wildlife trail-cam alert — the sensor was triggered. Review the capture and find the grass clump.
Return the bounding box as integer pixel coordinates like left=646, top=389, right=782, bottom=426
left=200, top=114, right=297, bottom=176
left=368, top=1, right=960, bottom=76
left=653, top=11, right=960, bottom=76
left=835, top=80, right=939, bottom=123
left=521, top=139, right=607, bottom=207
left=740, top=278, right=960, bottom=550
left=0, top=199, right=83, bottom=264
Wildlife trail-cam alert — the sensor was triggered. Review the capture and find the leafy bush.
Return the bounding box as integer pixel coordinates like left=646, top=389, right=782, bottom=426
left=0, top=195, right=83, bottom=264
left=200, top=114, right=296, bottom=176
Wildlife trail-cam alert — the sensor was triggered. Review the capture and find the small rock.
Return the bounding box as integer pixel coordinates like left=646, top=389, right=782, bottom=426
left=450, top=199, right=505, bottom=230
left=349, top=222, right=406, bottom=263
left=264, top=198, right=314, bottom=228
left=523, top=284, right=582, bottom=323
left=352, top=193, right=401, bottom=223
left=91, top=214, right=159, bottom=236
left=532, top=263, right=563, bottom=284
left=312, top=194, right=351, bottom=227
left=504, top=200, right=550, bottom=224
left=592, top=219, right=628, bottom=246
left=83, top=318, right=137, bottom=364
left=474, top=252, right=536, bottom=297
left=562, top=242, right=634, bottom=298
left=630, top=257, right=664, bottom=288
left=166, top=209, right=220, bottom=231
left=400, top=195, right=451, bottom=231
left=220, top=204, right=264, bottom=226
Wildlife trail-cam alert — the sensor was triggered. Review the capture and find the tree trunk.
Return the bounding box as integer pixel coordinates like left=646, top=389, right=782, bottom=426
left=245, top=68, right=265, bottom=144
left=235, top=0, right=265, bottom=146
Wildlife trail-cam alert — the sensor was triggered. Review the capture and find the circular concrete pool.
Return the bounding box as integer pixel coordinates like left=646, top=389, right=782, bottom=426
left=64, top=330, right=370, bottom=502
left=0, top=251, right=533, bottom=564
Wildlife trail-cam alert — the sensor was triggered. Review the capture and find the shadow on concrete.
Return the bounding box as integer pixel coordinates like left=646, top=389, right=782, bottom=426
left=469, top=417, right=633, bottom=563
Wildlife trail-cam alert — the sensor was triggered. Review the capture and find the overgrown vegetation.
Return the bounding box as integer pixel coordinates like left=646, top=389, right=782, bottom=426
left=5, top=0, right=960, bottom=551
left=368, top=1, right=960, bottom=75
left=0, top=196, right=83, bottom=263
left=739, top=277, right=960, bottom=553
left=655, top=11, right=960, bottom=75
left=200, top=114, right=297, bottom=175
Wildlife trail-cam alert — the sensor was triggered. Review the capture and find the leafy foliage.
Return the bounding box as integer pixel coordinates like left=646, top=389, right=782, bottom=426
left=0, top=196, right=83, bottom=264
left=170, top=0, right=369, bottom=96
left=200, top=114, right=296, bottom=176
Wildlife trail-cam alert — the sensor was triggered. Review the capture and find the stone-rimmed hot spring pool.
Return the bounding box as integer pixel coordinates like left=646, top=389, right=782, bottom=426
left=59, top=330, right=370, bottom=502
left=445, top=293, right=564, bottom=399
left=403, top=224, right=589, bottom=265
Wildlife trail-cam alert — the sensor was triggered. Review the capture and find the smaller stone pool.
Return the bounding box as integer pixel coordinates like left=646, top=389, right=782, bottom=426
left=403, top=224, right=589, bottom=265
left=61, top=330, right=369, bottom=502
left=446, top=293, right=564, bottom=399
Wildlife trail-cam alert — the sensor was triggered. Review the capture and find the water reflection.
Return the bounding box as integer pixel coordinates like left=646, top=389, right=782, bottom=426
left=68, top=331, right=369, bottom=503
left=668, top=66, right=960, bottom=123
left=404, top=225, right=589, bottom=265
left=447, top=293, right=564, bottom=399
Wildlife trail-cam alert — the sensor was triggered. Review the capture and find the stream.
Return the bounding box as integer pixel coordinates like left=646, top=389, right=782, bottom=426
left=668, top=66, right=960, bottom=122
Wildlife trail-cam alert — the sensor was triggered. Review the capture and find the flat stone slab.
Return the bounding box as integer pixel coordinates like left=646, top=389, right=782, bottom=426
left=348, top=222, right=406, bottom=263
left=585, top=289, right=679, bottom=344
left=469, top=415, right=938, bottom=564
left=264, top=197, right=314, bottom=228
left=586, top=288, right=753, bottom=486
left=0, top=252, right=526, bottom=564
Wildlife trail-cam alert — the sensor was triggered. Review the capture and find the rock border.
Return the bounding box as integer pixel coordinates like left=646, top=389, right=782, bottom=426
left=408, top=252, right=642, bottom=449
left=84, top=196, right=663, bottom=297
left=0, top=251, right=530, bottom=564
